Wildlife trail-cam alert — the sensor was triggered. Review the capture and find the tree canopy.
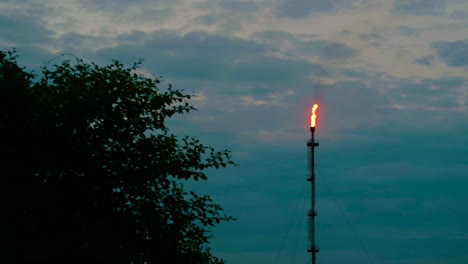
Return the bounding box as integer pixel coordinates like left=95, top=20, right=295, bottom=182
left=1, top=49, right=235, bottom=263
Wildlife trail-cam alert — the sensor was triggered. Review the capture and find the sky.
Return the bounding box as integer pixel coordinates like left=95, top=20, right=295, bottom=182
left=1, top=0, right=468, bottom=263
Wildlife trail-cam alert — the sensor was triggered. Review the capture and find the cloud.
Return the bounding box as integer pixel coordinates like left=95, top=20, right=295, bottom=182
left=193, top=0, right=261, bottom=17
left=431, top=39, right=468, bottom=67
left=218, top=0, right=259, bottom=13
left=192, top=0, right=262, bottom=33
left=190, top=18, right=238, bottom=35
left=0, top=13, right=54, bottom=44
left=195, top=14, right=218, bottom=26
left=358, top=33, right=383, bottom=41
left=300, top=40, right=357, bottom=59
left=115, top=30, right=147, bottom=44
left=250, top=30, right=357, bottom=60
left=274, top=0, right=347, bottom=18
left=413, top=55, right=434, bottom=66
left=58, top=33, right=114, bottom=53
left=398, top=26, right=420, bottom=36
left=250, top=30, right=299, bottom=41
left=79, top=0, right=177, bottom=12
left=393, top=0, right=446, bottom=16
left=95, top=30, right=326, bottom=84
left=450, top=10, right=468, bottom=20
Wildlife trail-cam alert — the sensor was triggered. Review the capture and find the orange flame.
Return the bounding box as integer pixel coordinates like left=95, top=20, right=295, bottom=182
left=310, top=104, right=319, bottom=127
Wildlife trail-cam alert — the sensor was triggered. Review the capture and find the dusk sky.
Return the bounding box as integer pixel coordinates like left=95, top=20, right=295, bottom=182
left=2, top=0, right=468, bottom=263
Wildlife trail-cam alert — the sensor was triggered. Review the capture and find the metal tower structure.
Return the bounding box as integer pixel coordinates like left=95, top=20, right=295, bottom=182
left=306, top=104, right=319, bottom=264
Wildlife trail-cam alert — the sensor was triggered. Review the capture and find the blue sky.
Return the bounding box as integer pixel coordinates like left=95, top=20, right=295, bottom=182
left=2, top=0, right=468, bottom=263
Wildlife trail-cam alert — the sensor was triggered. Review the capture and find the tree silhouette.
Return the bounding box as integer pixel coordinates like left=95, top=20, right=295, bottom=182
left=1, top=49, right=235, bottom=263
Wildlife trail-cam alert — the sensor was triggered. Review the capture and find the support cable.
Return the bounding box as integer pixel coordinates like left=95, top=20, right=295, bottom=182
left=315, top=167, right=375, bottom=264
left=291, top=186, right=309, bottom=264
left=274, top=179, right=308, bottom=264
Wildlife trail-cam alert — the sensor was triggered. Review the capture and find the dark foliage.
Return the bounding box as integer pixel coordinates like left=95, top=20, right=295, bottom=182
left=1, top=49, right=235, bottom=263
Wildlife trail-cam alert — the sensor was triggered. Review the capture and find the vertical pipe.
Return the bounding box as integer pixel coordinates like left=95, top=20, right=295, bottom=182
left=312, top=127, right=316, bottom=264
left=307, top=127, right=319, bottom=264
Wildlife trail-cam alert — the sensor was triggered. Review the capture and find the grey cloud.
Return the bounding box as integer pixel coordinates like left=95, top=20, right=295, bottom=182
left=228, top=56, right=325, bottom=83
left=341, top=67, right=386, bottom=79
left=217, top=18, right=242, bottom=33
left=402, top=76, right=465, bottom=92
left=341, top=29, right=353, bottom=35
left=144, top=31, right=264, bottom=61
left=398, top=26, right=420, bottom=37
left=139, top=8, right=174, bottom=22
left=219, top=1, right=259, bottom=13
left=359, top=33, right=384, bottom=47
left=450, top=10, right=468, bottom=20
left=193, top=1, right=260, bottom=33
left=300, top=39, right=357, bottom=59
left=319, top=124, right=468, bottom=179
left=252, top=31, right=357, bottom=60
left=432, top=39, right=468, bottom=67
left=193, top=17, right=240, bottom=34
left=58, top=33, right=113, bottom=52
left=274, top=0, right=345, bottom=18
left=79, top=0, right=176, bottom=11
left=320, top=79, right=387, bottom=121
left=359, top=33, right=383, bottom=41
left=249, top=30, right=299, bottom=43
left=1, top=0, right=30, bottom=2
left=95, top=30, right=325, bottom=84
left=195, top=14, right=218, bottom=26
left=393, top=0, right=446, bottom=15
left=77, top=0, right=175, bottom=23
left=382, top=76, right=465, bottom=114
left=115, top=30, right=147, bottom=44
left=413, top=55, right=434, bottom=66
left=0, top=1, right=57, bottom=17
left=195, top=0, right=259, bottom=13
left=0, top=13, right=54, bottom=44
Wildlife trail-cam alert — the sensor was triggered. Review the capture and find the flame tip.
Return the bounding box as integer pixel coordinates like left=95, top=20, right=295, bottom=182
left=310, top=103, right=319, bottom=127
